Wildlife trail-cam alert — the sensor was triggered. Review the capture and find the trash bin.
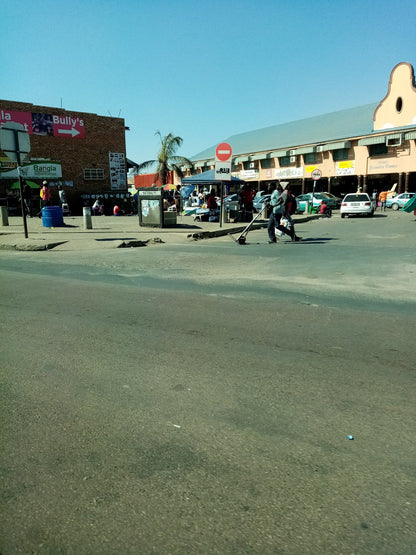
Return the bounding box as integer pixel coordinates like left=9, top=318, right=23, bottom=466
left=42, top=206, right=64, bottom=227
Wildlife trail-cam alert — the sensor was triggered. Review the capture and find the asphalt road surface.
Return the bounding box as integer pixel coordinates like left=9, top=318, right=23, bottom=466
left=1, top=213, right=415, bottom=554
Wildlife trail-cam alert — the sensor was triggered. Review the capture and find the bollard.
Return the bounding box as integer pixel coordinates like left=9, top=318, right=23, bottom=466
left=221, top=205, right=228, bottom=225
left=0, top=206, right=9, bottom=226
left=304, top=201, right=309, bottom=215
left=83, top=206, right=92, bottom=229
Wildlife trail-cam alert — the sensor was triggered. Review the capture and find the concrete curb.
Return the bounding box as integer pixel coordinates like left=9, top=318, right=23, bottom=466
left=0, top=214, right=323, bottom=250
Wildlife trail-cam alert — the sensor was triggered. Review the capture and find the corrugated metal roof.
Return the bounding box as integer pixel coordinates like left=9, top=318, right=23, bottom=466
left=191, top=103, right=378, bottom=161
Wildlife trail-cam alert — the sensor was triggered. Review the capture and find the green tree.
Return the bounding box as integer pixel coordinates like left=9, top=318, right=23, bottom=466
left=137, top=131, right=194, bottom=185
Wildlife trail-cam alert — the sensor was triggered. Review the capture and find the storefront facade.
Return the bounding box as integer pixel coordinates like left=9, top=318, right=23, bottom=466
left=188, top=62, right=416, bottom=197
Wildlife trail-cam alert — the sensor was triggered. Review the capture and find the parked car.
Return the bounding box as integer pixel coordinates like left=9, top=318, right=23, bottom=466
left=296, top=192, right=337, bottom=212
left=253, top=190, right=266, bottom=200
left=253, top=194, right=271, bottom=213
left=385, top=192, right=415, bottom=210
left=321, top=192, right=342, bottom=207
left=340, top=193, right=374, bottom=218
left=223, top=194, right=239, bottom=204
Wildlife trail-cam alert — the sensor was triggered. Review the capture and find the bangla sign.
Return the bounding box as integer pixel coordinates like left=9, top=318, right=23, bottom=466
left=0, top=158, right=62, bottom=179
left=0, top=108, right=85, bottom=139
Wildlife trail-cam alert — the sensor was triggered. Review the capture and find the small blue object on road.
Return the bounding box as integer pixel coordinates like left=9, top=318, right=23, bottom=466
left=347, top=435, right=354, bottom=440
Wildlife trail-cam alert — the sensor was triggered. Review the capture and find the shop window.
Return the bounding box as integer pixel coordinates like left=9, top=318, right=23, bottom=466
left=369, top=144, right=388, bottom=157
left=279, top=156, right=291, bottom=167
left=83, top=168, right=105, bottom=180
left=261, top=158, right=275, bottom=169
left=332, top=148, right=350, bottom=161
left=243, top=161, right=257, bottom=170
left=303, top=152, right=317, bottom=164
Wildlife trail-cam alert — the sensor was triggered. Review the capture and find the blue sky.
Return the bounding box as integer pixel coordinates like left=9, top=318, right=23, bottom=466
left=1, top=0, right=415, bottom=164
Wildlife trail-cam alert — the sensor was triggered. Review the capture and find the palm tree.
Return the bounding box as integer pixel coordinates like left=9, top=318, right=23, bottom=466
left=136, top=131, right=194, bottom=185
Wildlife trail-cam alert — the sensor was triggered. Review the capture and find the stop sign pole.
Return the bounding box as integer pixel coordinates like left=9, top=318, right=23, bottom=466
left=0, top=122, right=31, bottom=238
left=215, top=142, right=232, bottom=228
left=311, top=169, right=322, bottom=212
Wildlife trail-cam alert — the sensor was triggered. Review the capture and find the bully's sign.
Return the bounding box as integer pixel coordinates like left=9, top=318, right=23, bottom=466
left=0, top=108, right=85, bottom=139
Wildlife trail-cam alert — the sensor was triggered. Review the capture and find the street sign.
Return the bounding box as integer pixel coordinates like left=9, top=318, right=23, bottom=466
left=214, top=163, right=231, bottom=180
left=311, top=169, right=322, bottom=181
left=215, top=142, right=232, bottom=162
left=0, top=121, right=30, bottom=162
left=0, top=121, right=31, bottom=238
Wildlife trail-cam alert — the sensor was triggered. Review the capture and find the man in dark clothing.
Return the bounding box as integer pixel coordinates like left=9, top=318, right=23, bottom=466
left=207, top=190, right=218, bottom=210
left=22, top=181, right=33, bottom=217
left=278, top=184, right=302, bottom=241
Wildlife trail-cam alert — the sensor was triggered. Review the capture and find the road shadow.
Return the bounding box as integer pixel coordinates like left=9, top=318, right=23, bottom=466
left=171, top=223, right=205, bottom=230
left=96, top=237, right=138, bottom=242
left=294, top=237, right=339, bottom=244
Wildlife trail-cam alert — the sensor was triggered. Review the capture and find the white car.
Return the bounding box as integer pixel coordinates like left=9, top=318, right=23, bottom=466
left=340, top=193, right=374, bottom=218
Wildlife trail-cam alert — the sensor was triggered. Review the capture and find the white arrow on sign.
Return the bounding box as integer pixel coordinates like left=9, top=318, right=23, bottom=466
left=58, top=127, right=80, bottom=137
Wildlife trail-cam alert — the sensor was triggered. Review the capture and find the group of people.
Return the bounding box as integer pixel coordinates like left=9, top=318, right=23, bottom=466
left=92, top=197, right=124, bottom=216
left=162, top=185, right=183, bottom=212
left=20, top=180, right=68, bottom=218
left=267, top=182, right=302, bottom=243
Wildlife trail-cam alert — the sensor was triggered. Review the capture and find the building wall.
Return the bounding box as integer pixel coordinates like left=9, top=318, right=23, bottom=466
left=0, top=100, right=127, bottom=211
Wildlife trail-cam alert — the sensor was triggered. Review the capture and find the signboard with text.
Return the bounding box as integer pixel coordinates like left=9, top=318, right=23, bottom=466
left=336, top=160, right=356, bottom=176
left=0, top=158, right=62, bottom=179
left=0, top=108, right=85, bottom=139
left=109, top=152, right=126, bottom=190
left=215, top=142, right=232, bottom=181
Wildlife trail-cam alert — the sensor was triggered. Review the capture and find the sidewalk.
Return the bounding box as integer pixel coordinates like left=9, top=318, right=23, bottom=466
left=0, top=212, right=320, bottom=251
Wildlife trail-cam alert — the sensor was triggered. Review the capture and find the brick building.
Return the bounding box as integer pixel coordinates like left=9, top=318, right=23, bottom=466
left=0, top=100, right=129, bottom=214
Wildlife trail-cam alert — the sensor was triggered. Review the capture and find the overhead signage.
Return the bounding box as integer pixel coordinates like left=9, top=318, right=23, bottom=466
left=0, top=159, right=62, bottom=179
left=367, top=158, right=399, bottom=173
left=335, top=160, right=355, bottom=176
left=274, top=167, right=303, bottom=179
left=0, top=108, right=85, bottom=139
left=240, top=169, right=259, bottom=179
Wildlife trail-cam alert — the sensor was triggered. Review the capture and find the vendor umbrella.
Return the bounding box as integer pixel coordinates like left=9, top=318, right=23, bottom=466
left=10, top=180, right=41, bottom=189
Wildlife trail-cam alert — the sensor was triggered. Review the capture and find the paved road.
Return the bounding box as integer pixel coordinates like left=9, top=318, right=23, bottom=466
left=1, top=213, right=415, bottom=554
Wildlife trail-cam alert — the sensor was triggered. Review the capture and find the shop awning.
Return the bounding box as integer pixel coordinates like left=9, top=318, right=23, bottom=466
left=269, top=149, right=288, bottom=158
left=320, top=140, right=351, bottom=151
left=295, top=146, right=316, bottom=155
left=358, top=135, right=386, bottom=146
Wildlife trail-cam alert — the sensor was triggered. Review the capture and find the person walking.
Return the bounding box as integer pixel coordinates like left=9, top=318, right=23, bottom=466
left=379, top=190, right=388, bottom=212
left=280, top=184, right=301, bottom=241
left=267, top=183, right=284, bottom=243
left=22, top=180, right=33, bottom=217
left=372, top=189, right=378, bottom=211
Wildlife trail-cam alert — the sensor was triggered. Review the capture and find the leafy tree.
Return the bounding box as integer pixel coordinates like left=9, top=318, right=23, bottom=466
left=136, top=131, right=194, bottom=184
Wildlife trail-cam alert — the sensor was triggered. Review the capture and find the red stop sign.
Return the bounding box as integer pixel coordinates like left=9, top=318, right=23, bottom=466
left=216, top=142, right=232, bottom=162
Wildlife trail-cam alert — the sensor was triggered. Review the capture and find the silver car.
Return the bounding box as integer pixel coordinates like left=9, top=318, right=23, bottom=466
left=340, top=193, right=374, bottom=218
